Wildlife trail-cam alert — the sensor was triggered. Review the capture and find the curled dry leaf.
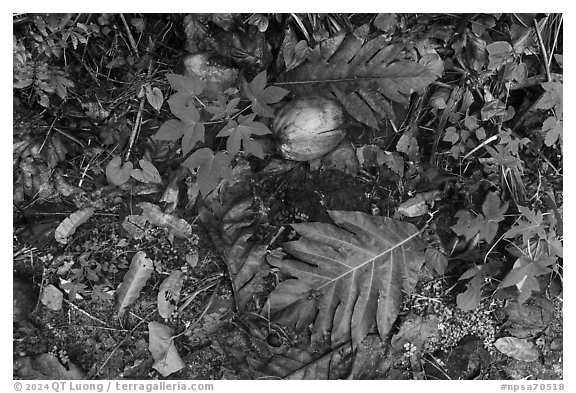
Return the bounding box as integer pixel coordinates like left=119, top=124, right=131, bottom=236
left=55, top=207, right=95, bottom=244
left=138, top=202, right=192, bottom=238
left=122, top=215, right=147, bottom=239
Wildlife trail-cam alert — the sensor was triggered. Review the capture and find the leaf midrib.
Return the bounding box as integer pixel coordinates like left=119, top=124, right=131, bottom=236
left=311, top=228, right=420, bottom=293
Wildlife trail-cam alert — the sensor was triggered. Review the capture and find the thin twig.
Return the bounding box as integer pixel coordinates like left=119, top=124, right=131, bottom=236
left=63, top=297, right=108, bottom=326
left=533, top=17, right=552, bottom=82
left=119, top=13, right=138, bottom=53
left=463, top=134, right=498, bottom=161
left=124, top=92, right=146, bottom=162
left=53, top=127, right=86, bottom=148
left=547, top=15, right=563, bottom=69
left=91, top=308, right=156, bottom=379
left=125, top=59, right=154, bottom=162
left=178, top=280, right=223, bottom=339
left=38, top=116, right=58, bottom=153
left=177, top=281, right=219, bottom=314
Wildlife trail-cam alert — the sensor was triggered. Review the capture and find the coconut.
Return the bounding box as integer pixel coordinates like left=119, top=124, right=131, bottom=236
left=273, top=96, right=347, bottom=161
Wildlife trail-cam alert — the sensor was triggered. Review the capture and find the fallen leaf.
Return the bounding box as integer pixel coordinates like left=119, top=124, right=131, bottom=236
left=138, top=202, right=192, bottom=238
left=115, top=251, right=154, bottom=317
left=494, top=337, right=540, bottom=362
left=14, top=353, right=85, bottom=379
left=186, top=247, right=199, bottom=268
left=54, top=207, right=95, bottom=244
left=157, top=271, right=184, bottom=319
left=148, top=321, right=185, bottom=377
left=398, top=191, right=440, bottom=218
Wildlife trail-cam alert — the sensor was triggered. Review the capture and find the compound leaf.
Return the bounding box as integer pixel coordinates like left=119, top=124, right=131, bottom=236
left=451, top=192, right=508, bottom=243
left=500, top=256, right=555, bottom=304
left=244, top=70, right=289, bottom=118
left=217, top=114, right=271, bottom=158
left=182, top=148, right=233, bottom=197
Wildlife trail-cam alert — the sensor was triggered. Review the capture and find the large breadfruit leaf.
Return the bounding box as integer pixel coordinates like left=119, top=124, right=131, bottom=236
left=278, top=29, right=441, bottom=129
left=264, top=210, right=425, bottom=348
left=251, top=340, right=354, bottom=379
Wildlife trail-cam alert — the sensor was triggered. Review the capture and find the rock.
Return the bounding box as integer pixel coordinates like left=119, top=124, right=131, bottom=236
left=182, top=52, right=239, bottom=99
left=13, top=277, right=37, bottom=323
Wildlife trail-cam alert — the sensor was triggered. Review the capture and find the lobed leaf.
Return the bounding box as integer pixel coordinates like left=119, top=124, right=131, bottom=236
left=279, top=34, right=439, bottom=128
left=183, top=149, right=233, bottom=197
left=264, top=210, right=425, bottom=348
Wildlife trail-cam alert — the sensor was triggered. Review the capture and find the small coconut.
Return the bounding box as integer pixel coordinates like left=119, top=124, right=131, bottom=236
left=273, top=96, right=347, bottom=161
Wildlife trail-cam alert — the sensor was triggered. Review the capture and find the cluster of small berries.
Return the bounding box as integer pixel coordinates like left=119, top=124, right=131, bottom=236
left=402, top=342, right=418, bottom=359
left=405, top=279, right=449, bottom=316
left=49, top=345, right=69, bottom=365
left=435, top=299, right=501, bottom=351
left=404, top=279, right=502, bottom=352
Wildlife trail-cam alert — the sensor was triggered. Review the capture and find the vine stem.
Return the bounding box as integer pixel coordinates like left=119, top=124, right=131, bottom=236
left=119, top=13, right=138, bottom=54
left=533, top=17, right=552, bottom=83
left=124, top=54, right=154, bottom=162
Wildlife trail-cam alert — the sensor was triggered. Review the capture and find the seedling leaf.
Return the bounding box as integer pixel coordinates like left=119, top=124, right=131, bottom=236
left=106, top=156, right=133, bottom=186
left=131, top=159, right=162, bottom=184
left=146, top=86, right=164, bottom=112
